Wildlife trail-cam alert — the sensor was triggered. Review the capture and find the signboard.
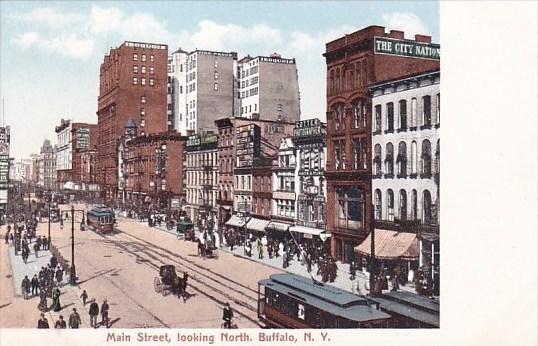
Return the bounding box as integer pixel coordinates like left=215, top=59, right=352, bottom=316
left=76, top=128, right=90, bottom=150
left=235, top=124, right=260, bottom=168
left=374, top=37, right=440, bottom=60
left=186, top=133, right=218, bottom=150
left=294, top=118, right=322, bottom=138
left=171, top=198, right=181, bottom=209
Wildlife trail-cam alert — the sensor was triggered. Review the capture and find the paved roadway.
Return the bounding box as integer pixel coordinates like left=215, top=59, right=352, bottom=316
left=1, top=203, right=282, bottom=328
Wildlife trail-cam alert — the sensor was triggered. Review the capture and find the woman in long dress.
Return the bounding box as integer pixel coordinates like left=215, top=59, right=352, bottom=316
left=51, top=288, right=61, bottom=312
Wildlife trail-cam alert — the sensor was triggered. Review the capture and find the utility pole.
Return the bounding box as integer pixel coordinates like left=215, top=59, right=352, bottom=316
left=369, top=204, right=376, bottom=297
left=70, top=205, right=76, bottom=285
left=48, top=203, right=51, bottom=245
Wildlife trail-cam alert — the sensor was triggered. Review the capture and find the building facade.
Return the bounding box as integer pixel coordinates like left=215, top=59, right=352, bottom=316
left=55, top=119, right=73, bottom=190
left=185, top=133, right=219, bottom=232
left=324, top=25, right=440, bottom=262
left=270, top=138, right=297, bottom=233
left=0, top=126, right=10, bottom=208
left=370, top=70, right=440, bottom=293
left=97, top=41, right=169, bottom=201
left=238, top=54, right=301, bottom=122
left=39, top=139, right=56, bottom=191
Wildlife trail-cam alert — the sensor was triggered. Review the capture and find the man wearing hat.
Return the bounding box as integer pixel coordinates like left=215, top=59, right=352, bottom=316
left=55, top=315, right=67, bottom=329
left=68, top=308, right=81, bottom=329
left=89, top=298, right=99, bottom=328
left=37, top=313, right=49, bottom=328
left=101, top=299, right=110, bottom=328
left=222, top=302, right=234, bottom=329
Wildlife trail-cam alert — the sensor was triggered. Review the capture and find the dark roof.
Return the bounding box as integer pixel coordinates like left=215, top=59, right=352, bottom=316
left=382, top=290, right=439, bottom=313
left=260, top=276, right=390, bottom=322
left=374, top=297, right=439, bottom=327
left=87, top=206, right=115, bottom=217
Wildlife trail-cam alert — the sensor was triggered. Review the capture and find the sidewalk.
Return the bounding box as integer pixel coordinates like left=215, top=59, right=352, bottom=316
left=8, top=245, right=51, bottom=296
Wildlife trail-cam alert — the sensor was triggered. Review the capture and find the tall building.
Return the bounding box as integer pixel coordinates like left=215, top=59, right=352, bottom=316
left=323, top=25, right=440, bottom=263
left=368, top=69, right=440, bottom=293
left=39, top=139, right=56, bottom=191
left=97, top=41, right=169, bottom=200
left=0, top=126, right=10, bottom=208
left=168, top=49, right=238, bottom=135
left=238, top=54, right=300, bottom=122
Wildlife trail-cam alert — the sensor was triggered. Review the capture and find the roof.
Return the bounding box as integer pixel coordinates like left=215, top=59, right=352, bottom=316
left=290, top=225, right=325, bottom=237
left=261, top=273, right=390, bottom=322
left=355, top=229, right=419, bottom=260
left=225, top=214, right=247, bottom=228
left=246, top=218, right=269, bottom=233
left=374, top=296, right=439, bottom=327
left=382, top=290, right=439, bottom=313
left=266, top=221, right=291, bottom=232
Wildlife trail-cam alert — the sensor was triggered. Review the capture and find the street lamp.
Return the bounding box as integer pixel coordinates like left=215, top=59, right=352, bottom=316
left=60, top=204, right=85, bottom=286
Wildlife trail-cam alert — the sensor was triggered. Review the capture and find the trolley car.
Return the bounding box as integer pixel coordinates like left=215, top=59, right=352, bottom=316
left=86, top=206, right=115, bottom=233
left=258, top=273, right=391, bottom=328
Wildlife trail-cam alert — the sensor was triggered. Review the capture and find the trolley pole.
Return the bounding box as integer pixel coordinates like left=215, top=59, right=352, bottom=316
left=70, top=205, right=76, bottom=285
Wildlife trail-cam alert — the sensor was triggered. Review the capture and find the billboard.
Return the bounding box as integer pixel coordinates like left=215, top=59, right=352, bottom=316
left=374, top=37, right=440, bottom=60
left=235, top=124, right=260, bottom=168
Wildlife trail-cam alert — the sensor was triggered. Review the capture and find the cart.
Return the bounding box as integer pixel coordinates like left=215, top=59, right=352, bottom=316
left=154, top=265, right=181, bottom=296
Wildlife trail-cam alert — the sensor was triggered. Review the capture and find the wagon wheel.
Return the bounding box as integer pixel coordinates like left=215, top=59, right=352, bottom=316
left=154, top=277, right=162, bottom=293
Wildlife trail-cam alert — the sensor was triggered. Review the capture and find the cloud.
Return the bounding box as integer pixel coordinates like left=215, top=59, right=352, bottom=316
left=14, top=31, right=41, bottom=49
left=12, top=7, right=84, bottom=30
left=382, top=13, right=430, bottom=38
left=14, top=31, right=94, bottom=60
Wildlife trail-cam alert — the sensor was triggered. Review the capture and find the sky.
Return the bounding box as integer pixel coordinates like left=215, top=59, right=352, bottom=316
left=0, top=1, right=439, bottom=160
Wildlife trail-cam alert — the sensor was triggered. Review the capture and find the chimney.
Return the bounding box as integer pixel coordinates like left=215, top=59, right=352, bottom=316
left=389, top=30, right=405, bottom=39
left=415, top=34, right=432, bottom=43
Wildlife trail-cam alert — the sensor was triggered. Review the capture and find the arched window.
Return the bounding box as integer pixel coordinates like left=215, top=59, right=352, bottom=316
left=423, top=190, right=432, bottom=224
left=399, top=100, right=407, bottom=130
left=411, top=141, right=417, bottom=174
left=387, top=189, right=394, bottom=221
left=435, top=139, right=440, bottom=174
left=423, top=95, right=432, bottom=126
left=385, top=142, right=394, bottom=176
left=333, top=103, right=345, bottom=131
left=352, top=99, right=367, bottom=129
left=374, top=189, right=382, bottom=220
left=411, top=189, right=418, bottom=220
left=397, top=141, right=407, bottom=177
left=411, top=98, right=417, bottom=127
left=421, top=139, right=432, bottom=177
left=374, top=105, right=382, bottom=132
left=399, top=189, right=407, bottom=220
left=386, top=102, right=394, bottom=131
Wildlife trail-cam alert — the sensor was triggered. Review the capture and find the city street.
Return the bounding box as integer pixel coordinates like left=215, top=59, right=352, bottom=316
left=1, top=203, right=282, bottom=328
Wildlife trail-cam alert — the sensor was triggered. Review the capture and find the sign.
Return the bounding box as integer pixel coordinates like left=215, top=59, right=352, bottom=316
left=374, top=37, right=440, bottom=60
left=294, top=118, right=322, bottom=138
left=186, top=133, right=218, bottom=150
left=235, top=124, right=260, bottom=168
left=76, top=128, right=90, bottom=150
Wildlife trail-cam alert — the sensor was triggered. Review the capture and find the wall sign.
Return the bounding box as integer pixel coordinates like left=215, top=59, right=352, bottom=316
left=374, top=37, right=440, bottom=60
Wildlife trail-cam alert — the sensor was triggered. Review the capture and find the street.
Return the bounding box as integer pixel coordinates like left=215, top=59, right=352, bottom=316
left=0, top=202, right=282, bottom=328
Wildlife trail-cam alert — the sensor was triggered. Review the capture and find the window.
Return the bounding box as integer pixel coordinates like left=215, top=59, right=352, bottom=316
left=374, top=105, right=382, bottom=132
left=179, top=86, right=183, bottom=94
left=374, top=144, right=382, bottom=176
left=214, top=83, right=218, bottom=91
left=150, top=67, right=154, bottom=74
left=334, top=140, right=345, bottom=170
left=149, top=78, right=155, bottom=86
left=132, top=77, right=138, bottom=85
left=411, top=189, right=418, bottom=220
left=374, top=189, right=382, bottom=220
left=411, top=98, right=417, bottom=127
left=421, top=139, right=432, bottom=177
left=352, top=138, right=367, bottom=170
left=353, top=99, right=367, bottom=129
left=214, top=71, right=219, bottom=80
left=399, top=190, right=407, bottom=220
left=385, top=142, right=394, bottom=176
left=141, top=54, right=146, bottom=62
left=435, top=139, right=440, bottom=174
left=411, top=141, right=418, bottom=174
left=150, top=55, right=154, bottom=62
left=386, top=102, right=394, bottom=131
left=133, top=65, right=138, bottom=73
left=423, top=95, right=432, bottom=126
left=436, top=93, right=440, bottom=125
left=141, top=78, right=146, bottom=86
left=133, top=53, right=138, bottom=61
left=387, top=189, right=394, bottom=221
left=423, top=190, right=432, bottom=224
left=333, top=103, right=345, bottom=131
left=141, top=96, right=146, bottom=104
left=336, top=188, right=363, bottom=230
left=141, top=66, right=146, bottom=74
left=140, top=119, right=146, bottom=128
left=140, top=107, right=145, bottom=116
left=399, top=100, right=407, bottom=130
left=397, top=141, right=407, bottom=177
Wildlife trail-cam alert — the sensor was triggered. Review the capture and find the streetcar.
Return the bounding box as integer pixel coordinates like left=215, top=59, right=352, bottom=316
left=258, top=273, right=391, bottom=328
left=86, top=205, right=115, bottom=232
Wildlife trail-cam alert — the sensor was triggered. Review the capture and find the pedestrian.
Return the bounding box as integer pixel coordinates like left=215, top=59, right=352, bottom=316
left=21, top=275, right=31, bottom=300
left=37, top=313, right=50, bottom=329
left=222, top=303, right=234, bottom=329
left=55, top=266, right=64, bottom=287
left=8, top=232, right=13, bottom=246
left=51, top=287, right=61, bottom=312
left=54, top=315, right=67, bottom=329
left=89, top=299, right=99, bottom=328
left=80, top=290, right=88, bottom=305
left=50, top=255, right=57, bottom=269
left=22, top=247, right=29, bottom=264
left=257, top=239, right=263, bottom=259
left=100, top=299, right=109, bottom=328
left=43, top=235, right=48, bottom=250
left=31, top=275, right=39, bottom=296
left=68, top=308, right=81, bottom=329
left=3, top=231, right=8, bottom=244
left=181, top=272, right=189, bottom=303
left=38, top=290, right=48, bottom=312
left=33, top=242, right=39, bottom=258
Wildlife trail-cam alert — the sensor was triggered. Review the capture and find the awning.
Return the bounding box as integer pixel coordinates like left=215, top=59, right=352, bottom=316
left=225, top=214, right=247, bottom=228
left=289, top=225, right=325, bottom=237
left=355, top=229, right=419, bottom=260
left=265, top=221, right=291, bottom=232
left=246, top=218, right=269, bottom=233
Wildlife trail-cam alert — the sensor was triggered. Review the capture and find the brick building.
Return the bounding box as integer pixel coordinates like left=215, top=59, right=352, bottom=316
left=121, top=130, right=186, bottom=211
left=323, top=25, right=440, bottom=262
left=97, top=41, right=169, bottom=201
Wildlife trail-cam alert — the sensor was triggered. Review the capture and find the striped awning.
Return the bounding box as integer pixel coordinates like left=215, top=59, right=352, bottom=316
left=289, top=225, right=325, bottom=236
left=246, top=218, right=269, bottom=233
left=355, top=229, right=419, bottom=260
left=225, top=214, right=247, bottom=227
left=265, top=221, right=291, bottom=232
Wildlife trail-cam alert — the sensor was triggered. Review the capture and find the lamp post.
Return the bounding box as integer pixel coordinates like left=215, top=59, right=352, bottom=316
left=60, top=204, right=85, bottom=286
left=369, top=204, right=377, bottom=297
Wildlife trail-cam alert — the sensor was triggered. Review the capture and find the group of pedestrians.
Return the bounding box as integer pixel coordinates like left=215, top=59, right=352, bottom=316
left=37, top=308, right=82, bottom=329
left=88, top=298, right=110, bottom=328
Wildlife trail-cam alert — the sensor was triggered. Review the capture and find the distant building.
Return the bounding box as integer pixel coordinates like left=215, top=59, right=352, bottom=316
left=237, top=54, right=300, bottom=123
left=0, top=126, right=10, bottom=208
left=39, top=139, right=56, bottom=191
left=97, top=41, right=169, bottom=201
